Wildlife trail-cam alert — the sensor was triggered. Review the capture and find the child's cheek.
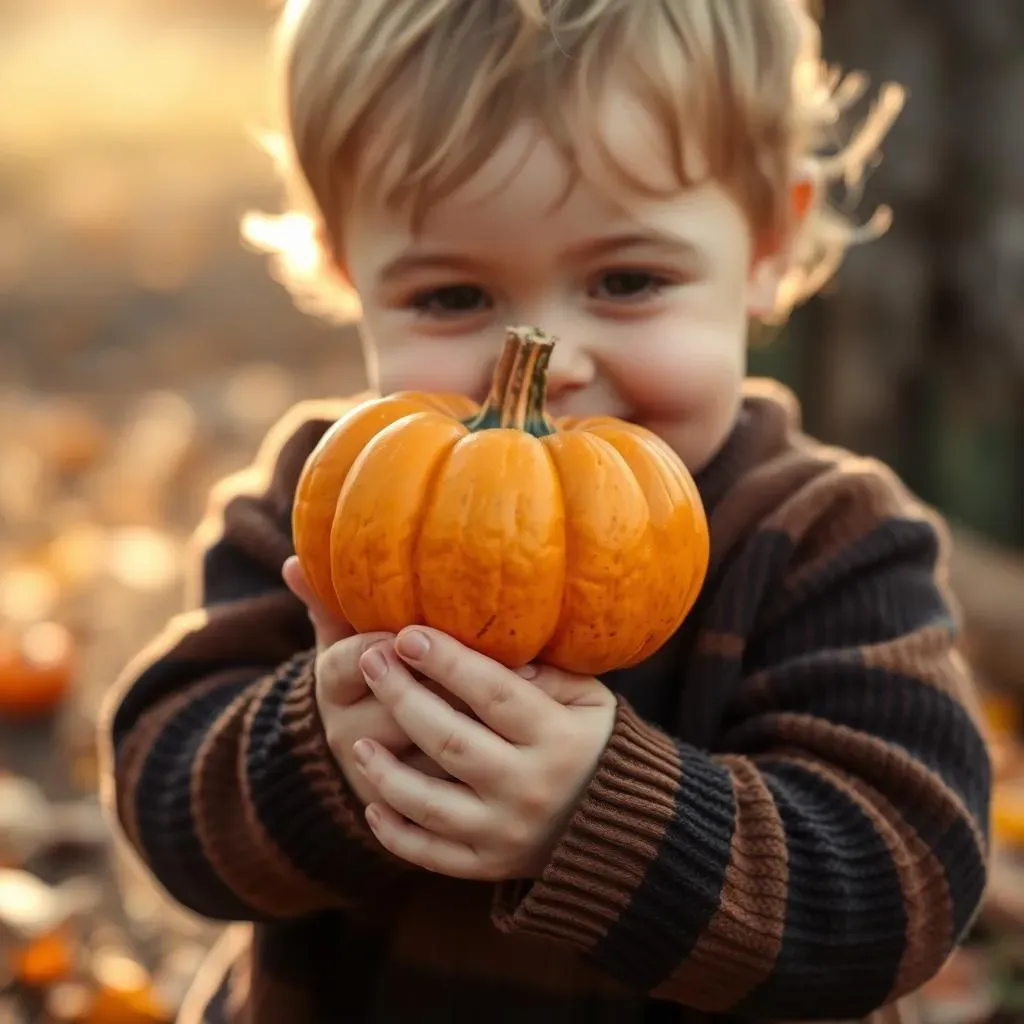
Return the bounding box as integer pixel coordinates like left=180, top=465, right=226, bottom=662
left=375, top=343, right=494, bottom=402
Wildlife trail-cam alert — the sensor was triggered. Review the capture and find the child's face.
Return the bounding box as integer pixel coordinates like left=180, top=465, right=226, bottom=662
left=344, top=99, right=785, bottom=472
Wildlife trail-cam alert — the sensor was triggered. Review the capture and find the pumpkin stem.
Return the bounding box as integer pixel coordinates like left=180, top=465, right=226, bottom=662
left=468, top=326, right=556, bottom=436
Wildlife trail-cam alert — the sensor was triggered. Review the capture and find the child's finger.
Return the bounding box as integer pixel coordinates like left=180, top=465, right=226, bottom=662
left=516, top=663, right=612, bottom=709
left=317, top=633, right=395, bottom=707
left=282, top=554, right=328, bottom=614
left=283, top=555, right=353, bottom=649
left=402, top=748, right=453, bottom=780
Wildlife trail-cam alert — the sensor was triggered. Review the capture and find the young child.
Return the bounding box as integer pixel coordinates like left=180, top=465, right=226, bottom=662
left=101, top=2, right=992, bottom=1022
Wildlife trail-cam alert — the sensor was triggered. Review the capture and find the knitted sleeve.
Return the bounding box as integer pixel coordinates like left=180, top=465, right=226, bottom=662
left=101, top=398, right=412, bottom=922
left=493, top=457, right=991, bottom=1020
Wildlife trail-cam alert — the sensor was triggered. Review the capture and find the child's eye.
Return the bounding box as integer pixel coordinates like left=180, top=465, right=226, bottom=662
left=411, top=284, right=492, bottom=315
left=591, top=270, right=672, bottom=302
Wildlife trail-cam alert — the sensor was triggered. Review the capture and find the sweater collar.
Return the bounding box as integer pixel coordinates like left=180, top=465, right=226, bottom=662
left=693, top=377, right=801, bottom=516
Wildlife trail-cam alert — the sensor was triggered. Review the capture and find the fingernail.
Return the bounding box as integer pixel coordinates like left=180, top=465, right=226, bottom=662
left=365, top=804, right=381, bottom=828
left=361, top=648, right=387, bottom=682
left=516, top=664, right=539, bottom=680
left=353, top=739, right=373, bottom=766
left=396, top=629, right=429, bottom=660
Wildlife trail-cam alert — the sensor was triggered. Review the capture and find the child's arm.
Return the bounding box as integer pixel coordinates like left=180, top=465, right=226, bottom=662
left=100, top=400, right=415, bottom=922
left=492, top=460, right=990, bottom=1019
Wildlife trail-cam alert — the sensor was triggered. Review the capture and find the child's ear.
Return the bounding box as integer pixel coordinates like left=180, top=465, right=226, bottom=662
left=746, top=169, right=818, bottom=319
left=746, top=258, right=784, bottom=320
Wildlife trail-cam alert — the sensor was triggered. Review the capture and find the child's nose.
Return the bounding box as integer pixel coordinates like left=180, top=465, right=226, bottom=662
left=545, top=339, right=596, bottom=400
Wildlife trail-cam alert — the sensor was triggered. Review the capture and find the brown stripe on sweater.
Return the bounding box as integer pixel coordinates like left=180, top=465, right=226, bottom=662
left=494, top=701, right=681, bottom=949
left=860, top=626, right=986, bottom=729
left=696, top=629, right=746, bottom=660
left=107, top=607, right=213, bottom=705
left=764, top=751, right=953, bottom=1001
left=742, top=376, right=803, bottom=422
left=652, top=756, right=787, bottom=1009
left=706, top=446, right=833, bottom=571
left=769, top=458, right=934, bottom=578
left=751, top=713, right=971, bottom=838
left=851, top=634, right=987, bottom=860
left=389, top=877, right=629, bottom=996
left=276, top=659, right=400, bottom=860
left=171, top=592, right=308, bottom=666
left=221, top=494, right=297, bottom=573
left=122, top=596, right=305, bottom=685
left=114, top=672, right=240, bottom=851
left=191, top=673, right=341, bottom=917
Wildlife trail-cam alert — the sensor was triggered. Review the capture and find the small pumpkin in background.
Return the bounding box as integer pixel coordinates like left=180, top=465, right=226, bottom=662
left=293, top=326, right=709, bottom=676
left=0, top=621, right=76, bottom=719
left=13, top=928, right=78, bottom=991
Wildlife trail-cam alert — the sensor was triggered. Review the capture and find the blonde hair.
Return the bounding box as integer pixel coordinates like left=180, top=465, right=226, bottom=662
left=243, top=0, right=905, bottom=325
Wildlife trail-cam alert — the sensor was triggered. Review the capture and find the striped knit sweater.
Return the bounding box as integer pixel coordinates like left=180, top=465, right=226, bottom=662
left=102, top=378, right=991, bottom=1024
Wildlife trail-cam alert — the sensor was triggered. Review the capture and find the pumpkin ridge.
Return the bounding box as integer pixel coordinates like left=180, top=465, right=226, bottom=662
left=529, top=435, right=568, bottom=658
left=539, top=430, right=652, bottom=672
left=609, top=444, right=660, bottom=668
left=584, top=426, right=689, bottom=670
left=580, top=431, right=657, bottom=668
left=329, top=411, right=464, bottom=631
left=409, top=424, right=465, bottom=630
left=644, top=436, right=709, bottom=621
left=631, top=435, right=709, bottom=666
left=480, top=434, right=559, bottom=663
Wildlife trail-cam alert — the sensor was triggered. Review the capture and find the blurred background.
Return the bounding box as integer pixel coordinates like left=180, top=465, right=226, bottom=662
left=0, top=0, right=1022, bottom=1021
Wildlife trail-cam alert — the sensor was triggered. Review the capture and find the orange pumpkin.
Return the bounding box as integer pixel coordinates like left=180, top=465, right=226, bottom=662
left=12, top=927, right=76, bottom=987
left=0, top=622, right=76, bottom=718
left=293, top=326, right=709, bottom=675
left=993, top=776, right=1024, bottom=849
left=80, top=952, right=173, bottom=1024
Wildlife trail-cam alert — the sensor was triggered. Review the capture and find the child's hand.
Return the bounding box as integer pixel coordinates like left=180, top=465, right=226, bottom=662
left=282, top=558, right=449, bottom=808
left=351, top=626, right=617, bottom=881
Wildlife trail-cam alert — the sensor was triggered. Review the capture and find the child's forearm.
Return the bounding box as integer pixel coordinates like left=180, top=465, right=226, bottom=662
left=496, top=687, right=988, bottom=1018
left=105, top=598, right=411, bottom=923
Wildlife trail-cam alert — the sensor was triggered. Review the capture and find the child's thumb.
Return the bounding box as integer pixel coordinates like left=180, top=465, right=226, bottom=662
left=282, top=556, right=354, bottom=649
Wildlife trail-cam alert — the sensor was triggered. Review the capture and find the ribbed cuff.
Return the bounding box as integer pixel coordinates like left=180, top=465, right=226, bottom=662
left=281, top=650, right=382, bottom=841
left=246, top=649, right=411, bottom=894
left=492, top=698, right=680, bottom=948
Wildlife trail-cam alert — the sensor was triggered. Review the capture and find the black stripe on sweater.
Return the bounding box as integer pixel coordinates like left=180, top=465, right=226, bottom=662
left=727, top=664, right=991, bottom=818
left=134, top=675, right=257, bottom=919
left=896, top=788, right=989, bottom=943
left=753, top=519, right=948, bottom=650
left=735, top=759, right=906, bottom=1018
left=244, top=661, right=403, bottom=899
left=112, top=658, right=269, bottom=748
left=587, top=747, right=735, bottom=990
left=203, top=538, right=288, bottom=606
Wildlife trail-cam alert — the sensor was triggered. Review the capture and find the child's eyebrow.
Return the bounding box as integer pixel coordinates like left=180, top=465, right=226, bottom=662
left=378, top=252, right=478, bottom=284
left=566, top=231, right=705, bottom=268
left=378, top=231, right=705, bottom=284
